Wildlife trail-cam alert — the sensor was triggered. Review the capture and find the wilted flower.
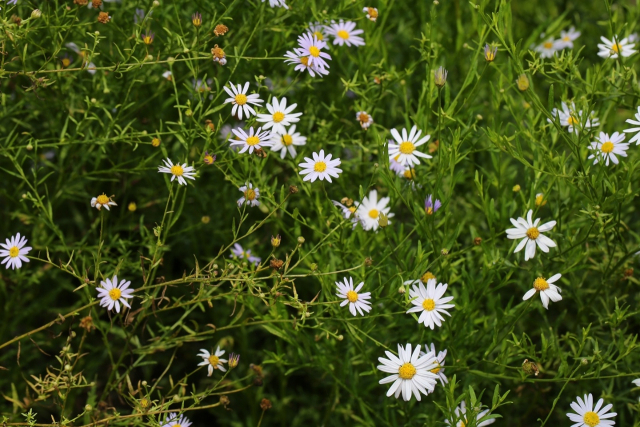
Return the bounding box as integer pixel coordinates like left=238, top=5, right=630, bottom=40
left=192, top=12, right=202, bottom=27
left=484, top=44, right=497, bottom=62
left=271, top=235, right=281, bottom=247
left=228, top=353, right=240, bottom=369
left=434, top=66, right=447, bottom=87
left=212, top=44, right=227, bottom=65
left=91, top=193, right=117, bottom=211
left=203, top=151, right=216, bottom=165
left=425, top=195, right=441, bottom=215
left=141, top=31, right=154, bottom=45
left=363, top=7, right=378, bottom=22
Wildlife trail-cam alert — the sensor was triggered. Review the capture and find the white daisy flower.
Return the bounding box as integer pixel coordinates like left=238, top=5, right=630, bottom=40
left=445, top=401, right=495, bottom=427
left=197, top=347, right=227, bottom=376
left=377, top=343, right=439, bottom=401
left=229, top=126, right=272, bottom=154
left=506, top=209, right=557, bottom=261
left=623, top=106, right=640, bottom=144
left=65, top=42, right=97, bottom=74
left=535, top=38, right=559, bottom=58
left=588, top=132, right=629, bottom=166
left=406, top=279, right=454, bottom=329
left=256, top=97, right=302, bottom=134
left=223, top=82, right=263, bottom=120
left=388, top=125, right=432, bottom=166
left=548, top=101, right=599, bottom=133
left=420, top=343, right=448, bottom=387
left=363, top=7, right=379, bottom=22
left=262, top=0, right=288, bottom=8
left=237, top=183, right=260, bottom=207
left=296, top=32, right=332, bottom=69
left=597, top=36, right=637, bottom=58
left=389, top=155, right=406, bottom=175
left=523, top=273, right=562, bottom=309
left=332, top=200, right=361, bottom=228
left=0, top=233, right=32, bottom=270
left=308, top=22, right=328, bottom=41
left=298, top=149, right=342, bottom=183
left=91, top=193, right=117, bottom=211
left=96, top=275, right=134, bottom=313
left=556, top=26, right=581, bottom=49
left=284, top=49, right=330, bottom=78
left=161, top=413, right=192, bottom=427
left=335, top=277, right=372, bottom=316
left=354, top=189, right=394, bottom=231
left=566, top=394, right=616, bottom=427
left=356, top=111, right=373, bottom=129
left=270, top=125, right=307, bottom=158
left=327, top=20, right=365, bottom=47
left=158, top=158, right=196, bottom=186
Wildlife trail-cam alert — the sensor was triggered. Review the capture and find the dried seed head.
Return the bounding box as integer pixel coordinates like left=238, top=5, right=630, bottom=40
left=364, top=257, right=373, bottom=266
left=289, top=185, right=299, bottom=194
left=211, top=44, right=225, bottom=59
left=97, top=11, right=110, bottom=23
left=260, top=398, right=272, bottom=411
left=214, top=24, right=229, bottom=36
left=522, top=359, right=539, bottom=376
left=79, top=315, right=95, bottom=332
left=92, top=0, right=102, bottom=7
left=74, top=0, right=89, bottom=5
left=205, top=119, right=215, bottom=131
left=473, top=237, right=482, bottom=246
left=270, top=259, right=284, bottom=270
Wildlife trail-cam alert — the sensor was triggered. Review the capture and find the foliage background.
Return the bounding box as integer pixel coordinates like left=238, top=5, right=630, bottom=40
left=1, top=0, right=640, bottom=425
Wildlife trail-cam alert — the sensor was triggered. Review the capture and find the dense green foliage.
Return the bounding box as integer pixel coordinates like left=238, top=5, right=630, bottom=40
left=2, top=0, right=640, bottom=425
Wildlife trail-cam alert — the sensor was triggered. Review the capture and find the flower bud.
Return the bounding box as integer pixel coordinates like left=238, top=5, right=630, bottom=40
left=378, top=212, right=388, bottom=227
left=512, top=184, right=521, bottom=192
left=297, top=236, right=305, bottom=244
left=484, top=44, right=497, bottom=62
left=516, top=74, right=529, bottom=91
left=522, top=359, right=539, bottom=376
left=31, top=9, right=42, bottom=19
left=271, top=234, right=281, bottom=247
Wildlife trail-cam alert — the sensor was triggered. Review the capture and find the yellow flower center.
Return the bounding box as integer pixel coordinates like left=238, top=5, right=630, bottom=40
left=337, top=29, right=349, bottom=40
left=273, top=111, right=285, bottom=123
left=563, top=35, right=571, bottom=41
left=403, top=169, right=415, bottom=180
left=170, top=165, right=184, bottom=176
left=348, top=206, right=356, bottom=213
left=526, top=227, right=539, bottom=240
left=208, top=355, right=219, bottom=366
left=534, top=277, right=549, bottom=291
left=235, top=93, right=247, bottom=105
left=314, top=161, right=327, bottom=172
left=399, top=141, right=415, bottom=154
left=346, top=290, right=358, bottom=303
left=108, top=288, right=121, bottom=301
left=313, top=31, right=323, bottom=41
left=244, top=189, right=256, bottom=201
left=358, top=112, right=370, bottom=122
left=174, top=424, right=182, bottom=427
left=422, top=298, right=435, bottom=311
left=367, top=7, right=378, bottom=18
left=62, top=58, right=71, bottom=67
left=204, top=155, right=214, bottom=164
left=583, top=411, right=600, bottom=427
left=398, top=362, right=416, bottom=379
left=9, top=246, right=19, bottom=258
left=612, top=43, right=621, bottom=54
left=300, top=56, right=309, bottom=66
left=368, top=209, right=379, bottom=219
left=143, top=36, right=153, bottom=44
left=426, top=207, right=433, bottom=215
left=567, top=115, right=579, bottom=125
left=246, top=136, right=260, bottom=146
left=282, top=134, right=293, bottom=146
left=601, top=141, right=614, bottom=153
left=309, top=46, right=320, bottom=57
left=421, top=272, right=435, bottom=282
left=430, top=362, right=441, bottom=374
left=96, top=194, right=110, bottom=205
left=543, top=41, right=553, bottom=49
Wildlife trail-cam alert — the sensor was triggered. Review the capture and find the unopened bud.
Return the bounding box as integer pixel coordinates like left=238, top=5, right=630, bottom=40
left=516, top=74, right=529, bottom=91
left=31, top=9, right=42, bottom=19
left=297, top=236, right=305, bottom=244
left=271, top=234, right=281, bottom=247
left=378, top=213, right=388, bottom=227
